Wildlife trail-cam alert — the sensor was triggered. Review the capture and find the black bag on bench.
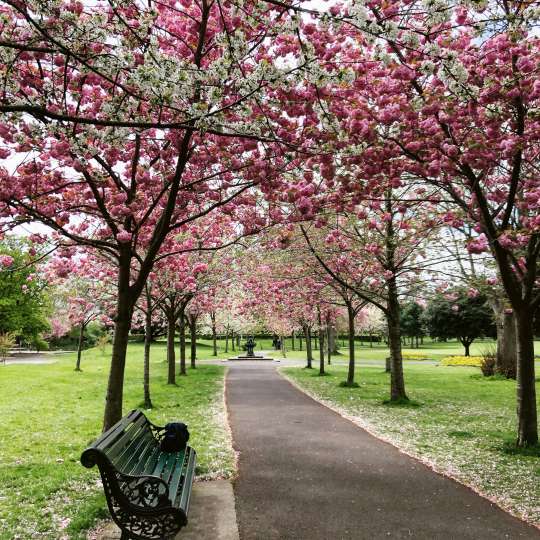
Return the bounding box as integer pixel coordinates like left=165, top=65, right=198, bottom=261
left=161, top=422, right=190, bottom=452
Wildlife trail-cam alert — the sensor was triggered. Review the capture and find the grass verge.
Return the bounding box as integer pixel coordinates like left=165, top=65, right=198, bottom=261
left=282, top=364, right=540, bottom=527
left=0, top=342, right=234, bottom=539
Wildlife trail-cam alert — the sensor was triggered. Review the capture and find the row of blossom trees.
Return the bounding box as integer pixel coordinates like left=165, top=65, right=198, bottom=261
left=1, top=0, right=538, bottom=444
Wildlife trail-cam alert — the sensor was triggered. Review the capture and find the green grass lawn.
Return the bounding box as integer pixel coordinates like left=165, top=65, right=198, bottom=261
left=0, top=342, right=234, bottom=539
left=186, top=336, right=278, bottom=359
left=283, top=364, right=540, bottom=526
left=159, top=334, right=524, bottom=362
left=190, top=335, right=503, bottom=361
left=265, top=337, right=540, bottom=362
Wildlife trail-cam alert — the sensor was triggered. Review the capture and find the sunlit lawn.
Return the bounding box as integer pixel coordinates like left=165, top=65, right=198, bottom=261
left=5, top=336, right=537, bottom=537
left=283, top=363, right=540, bottom=526
left=0, top=342, right=234, bottom=539
left=264, top=337, right=540, bottom=362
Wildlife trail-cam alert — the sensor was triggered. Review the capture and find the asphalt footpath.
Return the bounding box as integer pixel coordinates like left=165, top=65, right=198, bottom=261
left=226, top=363, right=540, bottom=540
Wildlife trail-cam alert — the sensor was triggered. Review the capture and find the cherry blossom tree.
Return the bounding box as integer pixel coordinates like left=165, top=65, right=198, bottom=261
left=299, top=190, right=439, bottom=400
left=47, top=253, right=115, bottom=370
left=357, top=305, right=386, bottom=348
left=134, top=278, right=165, bottom=409
left=275, top=1, right=539, bottom=444
left=332, top=1, right=540, bottom=445
left=0, top=0, right=310, bottom=429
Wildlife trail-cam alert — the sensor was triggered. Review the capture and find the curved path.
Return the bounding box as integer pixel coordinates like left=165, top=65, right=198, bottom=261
left=226, top=362, right=539, bottom=540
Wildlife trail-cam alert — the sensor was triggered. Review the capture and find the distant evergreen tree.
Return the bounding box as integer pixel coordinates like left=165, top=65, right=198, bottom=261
left=423, top=291, right=495, bottom=356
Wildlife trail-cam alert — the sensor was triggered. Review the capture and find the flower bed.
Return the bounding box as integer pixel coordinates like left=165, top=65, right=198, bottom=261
left=402, top=352, right=430, bottom=360
left=441, top=356, right=482, bottom=367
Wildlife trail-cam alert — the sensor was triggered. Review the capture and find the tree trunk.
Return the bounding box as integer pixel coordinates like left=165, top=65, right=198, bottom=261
left=281, top=335, right=287, bottom=358
left=102, top=262, right=135, bottom=431
left=313, top=333, right=318, bottom=350
left=189, top=315, right=197, bottom=369
left=369, top=329, right=373, bottom=348
left=346, top=303, right=356, bottom=386
left=463, top=341, right=470, bottom=357
left=326, top=324, right=331, bottom=365
left=179, top=309, right=187, bottom=376
left=292, top=331, right=295, bottom=351
left=225, top=331, right=229, bottom=354
left=330, top=326, right=338, bottom=354
left=499, top=310, right=517, bottom=378
left=167, top=314, right=176, bottom=384
left=384, top=193, right=407, bottom=402
left=232, top=332, right=236, bottom=352
left=143, top=297, right=153, bottom=409
left=493, top=303, right=517, bottom=379
left=318, top=330, right=325, bottom=375
left=387, top=282, right=407, bottom=401
left=211, top=313, right=217, bottom=356
left=75, top=323, right=85, bottom=371
left=304, top=325, right=313, bottom=369
left=299, top=333, right=303, bottom=351
left=515, top=308, right=538, bottom=446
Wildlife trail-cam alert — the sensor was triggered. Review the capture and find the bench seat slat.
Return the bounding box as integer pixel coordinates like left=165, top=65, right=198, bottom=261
left=150, top=452, right=170, bottom=478
left=168, top=451, right=188, bottom=504
left=151, top=450, right=185, bottom=486
left=161, top=451, right=185, bottom=485
left=176, top=447, right=196, bottom=511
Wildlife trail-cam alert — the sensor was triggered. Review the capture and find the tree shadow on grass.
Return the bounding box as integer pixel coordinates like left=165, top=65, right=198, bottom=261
left=309, top=371, right=331, bottom=377
left=447, top=430, right=475, bottom=439
left=338, top=381, right=360, bottom=388
left=382, top=397, right=422, bottom=408
left=469, top=373, right=510, bottom=382
left=498, top=440, right=540, bottom=458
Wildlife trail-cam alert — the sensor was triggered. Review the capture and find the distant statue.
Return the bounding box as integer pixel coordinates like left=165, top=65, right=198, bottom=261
left=246, top=337, right=256, bottom=357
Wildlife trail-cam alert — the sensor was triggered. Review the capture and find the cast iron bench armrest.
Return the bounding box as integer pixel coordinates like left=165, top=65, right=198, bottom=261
left=114, top=470, right=172, bottom=509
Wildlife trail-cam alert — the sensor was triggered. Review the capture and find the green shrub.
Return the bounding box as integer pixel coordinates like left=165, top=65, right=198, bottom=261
left=95, top=334, right=110, bottom=355
left=480, top=352, right=496, bottom=377
left=31, top=335, right=49, bottom=352
left=0, top=332, right=15, bottom=362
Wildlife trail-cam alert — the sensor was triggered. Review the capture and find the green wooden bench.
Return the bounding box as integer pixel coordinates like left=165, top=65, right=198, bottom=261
left=81, top=410, right=196, bottom=540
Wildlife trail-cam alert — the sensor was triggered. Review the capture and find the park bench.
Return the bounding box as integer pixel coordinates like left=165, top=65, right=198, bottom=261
left=81, top=409, right=196, bottom=540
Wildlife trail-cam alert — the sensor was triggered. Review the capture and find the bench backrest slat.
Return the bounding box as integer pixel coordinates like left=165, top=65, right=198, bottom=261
left=113, top=429, right=155, bottom=471
left=86, top=410, right=141, bottom=456
left=102, top=415, right=149, bottom=460
left=128, top=442, right=162, bottom=476
left=166, top=451, right=187, bottom=499
left=123, top=437, right=159, bottom=476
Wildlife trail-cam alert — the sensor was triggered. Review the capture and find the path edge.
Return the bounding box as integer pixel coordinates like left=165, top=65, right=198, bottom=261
left=278, top=367, right=540, bottom=532
left=222, top=366, right=240, bottom=481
